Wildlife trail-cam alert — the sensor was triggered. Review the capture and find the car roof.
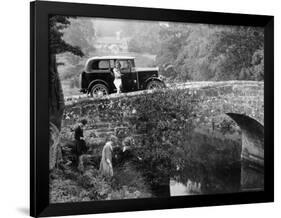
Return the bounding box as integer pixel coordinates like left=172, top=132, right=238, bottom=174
left=87, top=56, right=135, bottom=61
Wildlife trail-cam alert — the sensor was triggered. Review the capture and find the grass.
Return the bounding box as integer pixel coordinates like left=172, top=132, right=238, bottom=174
left=50, top=157, right=152, bottom=203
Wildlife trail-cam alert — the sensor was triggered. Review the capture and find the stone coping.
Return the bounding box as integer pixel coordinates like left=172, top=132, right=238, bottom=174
left=64, top=80, right=264, bottom=106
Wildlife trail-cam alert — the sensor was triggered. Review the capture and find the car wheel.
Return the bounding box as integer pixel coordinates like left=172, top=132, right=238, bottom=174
left=146, top=80, right=165, bottom=90
left=90, top=84, right=109, bottom=97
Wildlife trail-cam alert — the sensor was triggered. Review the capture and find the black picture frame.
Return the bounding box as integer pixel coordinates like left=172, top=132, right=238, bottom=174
left=30, top=1, right=274, bottom=217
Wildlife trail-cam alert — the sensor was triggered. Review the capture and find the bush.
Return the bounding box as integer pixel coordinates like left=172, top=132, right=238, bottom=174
left=123, top=89, right=197, bottom=186
left=50, top=178, right=82, bottom=203
left=77, top=169, right=111, bottom=199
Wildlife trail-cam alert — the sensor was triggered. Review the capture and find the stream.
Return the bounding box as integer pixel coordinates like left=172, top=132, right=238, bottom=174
left=152, top=130, right=242, bottom=197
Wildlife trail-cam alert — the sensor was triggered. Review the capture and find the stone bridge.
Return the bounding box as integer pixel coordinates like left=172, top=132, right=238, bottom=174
left=63, top=80, right=264, bottom=190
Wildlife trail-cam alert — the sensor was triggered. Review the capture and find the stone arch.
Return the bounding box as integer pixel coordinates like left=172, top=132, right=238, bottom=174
left=226, top=113, right=264, bottom=191
left=226, top=113, right=264, bottom=164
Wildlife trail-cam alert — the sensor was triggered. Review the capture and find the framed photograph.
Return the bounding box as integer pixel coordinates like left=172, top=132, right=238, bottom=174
left=30, top=1, right=274, bottom=217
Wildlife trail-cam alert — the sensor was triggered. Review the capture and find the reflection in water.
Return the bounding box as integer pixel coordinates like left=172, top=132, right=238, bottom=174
left=170, top=179, right=202, bottom=196
left=168, top=130, right=242, bottom=196
left=241, top=161, right=264, bottom=191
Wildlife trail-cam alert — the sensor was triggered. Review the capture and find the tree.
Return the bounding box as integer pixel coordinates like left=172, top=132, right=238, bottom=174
left=63, top=17, right=96, bottom=57
left=49, top=16, right=84, bottom=57
left=49, top=16, right=84, bottom=170
left=156, top=23, right=192, bottom=80
left=49, top=15, right=84, bottom=130
left=171, top=24, right=219, bottom=81
left=209, top=26, right=264, bottom=80
left=127, top=22, right=161, bottom=54
left=156, top=24, right=264, bottom=82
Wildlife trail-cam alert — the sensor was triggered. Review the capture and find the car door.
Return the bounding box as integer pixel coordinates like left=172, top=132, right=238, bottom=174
left=86, top=59, right=115, bottom=91
left=118, top=60, right=138, bottom=92
left=87, top=59, right=111, bottom=81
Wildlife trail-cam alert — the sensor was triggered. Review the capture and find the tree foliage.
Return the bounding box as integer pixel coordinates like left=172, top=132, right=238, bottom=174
left=63, top=17, right=95, bottom=56
left=127, top=22, right=161, bottom=54
left=157, top=24, right=217, bottom=81
left=49, top=16, right=84, bottom=131
left=127, top=22, right=264, bottom=82
left=209, top=26, right=264, bottom=80
left=49, top=15, right=84, bottom=57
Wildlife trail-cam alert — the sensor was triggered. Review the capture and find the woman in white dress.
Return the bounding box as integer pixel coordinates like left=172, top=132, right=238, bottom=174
left=113, top=61, right=122, bottom=94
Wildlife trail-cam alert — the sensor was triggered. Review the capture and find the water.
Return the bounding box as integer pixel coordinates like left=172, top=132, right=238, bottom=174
left=170, top=179, right=202, bottom=196
left=168, top=130, right=242, bottom=196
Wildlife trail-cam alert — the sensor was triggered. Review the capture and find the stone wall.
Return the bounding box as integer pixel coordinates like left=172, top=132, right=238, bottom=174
left=61, top=81, right=264, bottom=148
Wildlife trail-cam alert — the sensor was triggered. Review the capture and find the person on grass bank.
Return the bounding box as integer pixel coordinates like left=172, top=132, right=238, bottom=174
left=74, top=119, right=88, bottom=169
left=99, top=135, right=119, bottom=178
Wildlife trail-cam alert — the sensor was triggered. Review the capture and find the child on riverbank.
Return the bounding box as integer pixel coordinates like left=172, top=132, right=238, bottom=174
left=99, top=135, right=119, bottom=178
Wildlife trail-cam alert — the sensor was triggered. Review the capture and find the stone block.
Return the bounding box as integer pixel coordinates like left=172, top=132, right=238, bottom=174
left=90, top=123, right=110, bottom=129
left=204, top=88, right=219, bottom=97
left=219, top=85, right=233, bottom=95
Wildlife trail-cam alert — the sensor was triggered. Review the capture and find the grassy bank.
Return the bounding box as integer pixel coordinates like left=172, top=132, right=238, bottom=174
left=50, top=160, right=152, bottom=203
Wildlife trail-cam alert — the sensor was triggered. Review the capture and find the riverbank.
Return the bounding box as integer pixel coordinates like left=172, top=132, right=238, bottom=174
left=50, top=160, right=152, bottom=203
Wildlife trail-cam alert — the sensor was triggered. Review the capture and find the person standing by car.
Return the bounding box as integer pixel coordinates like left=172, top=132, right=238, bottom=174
left=113, top=60, right=122, bottom=94
left=73, top=119, right=88, bottom=169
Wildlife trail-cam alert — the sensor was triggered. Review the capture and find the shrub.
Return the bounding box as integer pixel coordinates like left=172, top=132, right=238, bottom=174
left=50, top=178, right=82, bottom=203
left=124, top=89, right=197, bottom=186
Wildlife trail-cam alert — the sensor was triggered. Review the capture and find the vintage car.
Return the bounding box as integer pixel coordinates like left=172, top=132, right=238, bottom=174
left=80, top=56, right=165, bottom=96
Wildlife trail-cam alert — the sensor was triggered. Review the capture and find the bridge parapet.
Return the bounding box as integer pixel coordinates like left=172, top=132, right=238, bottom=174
left=64, top=80, right=264, bottom=134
